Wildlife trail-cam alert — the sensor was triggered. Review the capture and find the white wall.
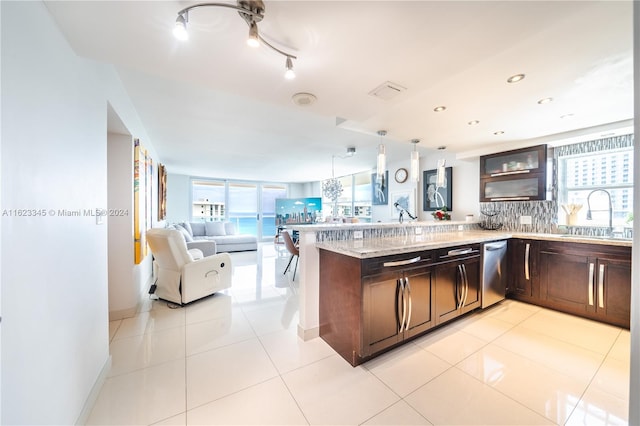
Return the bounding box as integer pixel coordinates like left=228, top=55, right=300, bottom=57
left=629, top=2, right=639, bottom=423
left=107, top=133, right=136, bottom=319
left=1, top=2, right=160, bottom=423
left=166, top=173, right=191, bottom=223
left=372, top=152, right=480, bottom=222
left=1, top=2, right=108, bottom=423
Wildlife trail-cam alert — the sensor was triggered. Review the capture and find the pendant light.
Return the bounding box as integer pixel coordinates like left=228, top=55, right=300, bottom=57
left=410, top=139, right=420, bottom=182
left=436, top=159, right=446, bottom=187
left=376, top=130, right=387, bottom=180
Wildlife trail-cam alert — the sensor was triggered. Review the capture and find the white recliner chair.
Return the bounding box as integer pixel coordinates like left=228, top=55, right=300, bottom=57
left=147, top=228, right=232, bottom=305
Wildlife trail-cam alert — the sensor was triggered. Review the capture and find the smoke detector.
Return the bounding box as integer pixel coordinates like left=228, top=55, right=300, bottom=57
left=292, top=92, right=317, bottom=106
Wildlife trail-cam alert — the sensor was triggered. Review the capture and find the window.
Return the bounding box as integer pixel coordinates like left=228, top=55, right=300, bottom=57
left=322, top=171, right=373, bottom=222
left=556, top=135, right=634, bottom=228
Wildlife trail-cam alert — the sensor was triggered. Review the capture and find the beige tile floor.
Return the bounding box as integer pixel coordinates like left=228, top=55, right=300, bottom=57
left=90, top=243, right=630, bottom=425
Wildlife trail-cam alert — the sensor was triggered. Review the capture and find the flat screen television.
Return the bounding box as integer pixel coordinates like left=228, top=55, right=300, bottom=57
left=275, top=197, right=322, bottom=226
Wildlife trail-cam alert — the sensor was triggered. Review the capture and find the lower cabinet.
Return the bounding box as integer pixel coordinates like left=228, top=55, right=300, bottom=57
left=319, top=244, right=481, bottom=366
left=362, top=265, right=434, bottom=357
left=538, top=241, right=630, bottom=328
left=434, top=251, right=481, bottom=325
left=508, top=238, right=539, bottom=301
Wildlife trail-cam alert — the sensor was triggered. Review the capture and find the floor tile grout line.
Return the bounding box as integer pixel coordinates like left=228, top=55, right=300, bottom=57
left=561, top=327, right=624, bottom=426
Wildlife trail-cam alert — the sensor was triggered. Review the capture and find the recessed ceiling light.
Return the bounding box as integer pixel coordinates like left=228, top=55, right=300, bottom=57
left=437, top=146, right=446, bottom=150
left=560, top=113, right=574, bottom=119
left=507, top=74, right=525, bottom=83
left=468, top=120, right=480, bottom=126
left=494, top=131, right=505, bottom=135
left=537, top=97, right=553, bottom=104
left=434, top=106, right=446, bottom=112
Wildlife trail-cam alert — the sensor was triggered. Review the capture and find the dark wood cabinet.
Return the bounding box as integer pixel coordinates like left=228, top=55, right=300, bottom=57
left=362, top=265, right=434, bottom=357
left=434, top=249, right=480, bottom=325
left=319, top=249, right=436, bottom=366
left=538, top=241, right=631, bottom=328
left=479, top=144, right=547, bottom=202
left=508, top=239, right=539, bottom=301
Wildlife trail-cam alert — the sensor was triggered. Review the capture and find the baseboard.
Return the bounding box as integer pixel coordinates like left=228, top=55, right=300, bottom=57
left=75, top=355, right=112, bottom=425
left=108, top=306, right=137, bottom=321
left=297, top=324, right=319, bottom=341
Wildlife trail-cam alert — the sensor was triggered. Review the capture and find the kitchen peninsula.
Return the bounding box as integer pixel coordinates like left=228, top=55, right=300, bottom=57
left=291, top=221, right=632, bottom=364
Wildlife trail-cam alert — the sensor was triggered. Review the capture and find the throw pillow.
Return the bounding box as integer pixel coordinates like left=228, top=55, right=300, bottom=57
left=190, top=222, right=206, bottom=237
left=180, top=222, right=193, bottom=237
left=205, top=221, right=226, bottom=236
left=175, top=224, right=193, bottom=242
left=224, top=222, right=237, bottom=235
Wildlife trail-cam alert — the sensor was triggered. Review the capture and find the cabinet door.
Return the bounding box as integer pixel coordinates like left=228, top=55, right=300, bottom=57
left=539, top=249, right=592, bottom=315
left=403, top=267, right=435, bottom=338
left=508, top=239, right=538, bottom=299
left=434, top=261, right=465, bottom=324
left=460, top=256, right=481, bottom=313
left=596, top=257, right=631, bottom=328
left=362, top=274, right=402, bottom=356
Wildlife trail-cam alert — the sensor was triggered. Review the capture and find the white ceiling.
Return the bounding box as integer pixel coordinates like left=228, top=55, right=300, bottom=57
left=44, top=1, right=634, bottom=183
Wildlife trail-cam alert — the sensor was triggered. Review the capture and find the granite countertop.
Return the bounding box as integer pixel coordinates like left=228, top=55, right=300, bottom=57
left=316, top=230, right=632, bottom=259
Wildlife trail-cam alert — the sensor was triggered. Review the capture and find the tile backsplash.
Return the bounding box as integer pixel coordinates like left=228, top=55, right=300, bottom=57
left=479, top=200, right=557, bottom=233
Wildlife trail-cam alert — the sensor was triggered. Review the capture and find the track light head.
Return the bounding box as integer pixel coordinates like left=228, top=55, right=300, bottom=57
left=173, top=13, right=188, bottom=41
left=247, top=21, right=260, bottom=47
left=285, top=57, right=295, bottom=79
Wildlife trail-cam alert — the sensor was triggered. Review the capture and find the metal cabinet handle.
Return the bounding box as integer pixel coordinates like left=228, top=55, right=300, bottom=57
left=490, top=170, right=531, bottom=177
left=404, top=277, right=412, bottom=331
left=384, top=256, right=421, bottom=267
left=588, top=263, right=595, bottom=306
left=598, top=264, right=605, bottom=309
left=524, top=243, right=530, bottom=280
left=456, top=265, right=464, bottom=309
left=461, top=264, right=469, bottom=307
left=395, top=279, right=403, bottom=333
left=399, top=278, right=407, bottom=332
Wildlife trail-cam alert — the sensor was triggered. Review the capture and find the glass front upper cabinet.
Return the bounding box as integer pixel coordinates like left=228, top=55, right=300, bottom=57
left=479, top=144, right=547, bottom=201
left=480, top=144, right=547, bottom=177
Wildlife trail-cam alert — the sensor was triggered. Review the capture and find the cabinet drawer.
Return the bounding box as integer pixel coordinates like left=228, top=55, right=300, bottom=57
left=436, top=244, right=481, bottom=262
left=362, top=251, right=434, bottom=276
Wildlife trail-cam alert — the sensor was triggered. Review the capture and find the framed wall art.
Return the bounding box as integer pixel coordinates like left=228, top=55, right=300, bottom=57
left=423, top=166, right=452, bottom=211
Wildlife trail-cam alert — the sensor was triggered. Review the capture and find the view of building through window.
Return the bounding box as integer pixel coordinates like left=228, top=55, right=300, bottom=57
left=557, top=146, right=634, bottom=228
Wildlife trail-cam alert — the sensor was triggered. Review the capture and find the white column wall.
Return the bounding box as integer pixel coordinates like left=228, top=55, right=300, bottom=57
left=1, top=2, right=160, bottom=423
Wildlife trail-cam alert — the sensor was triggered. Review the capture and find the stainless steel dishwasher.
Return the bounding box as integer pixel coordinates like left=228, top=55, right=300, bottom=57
left=482, top=240, right=507, bottom=308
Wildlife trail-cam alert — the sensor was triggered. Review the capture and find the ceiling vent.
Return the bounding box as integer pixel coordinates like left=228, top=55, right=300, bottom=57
left=368, top=81, right=407, bottom=101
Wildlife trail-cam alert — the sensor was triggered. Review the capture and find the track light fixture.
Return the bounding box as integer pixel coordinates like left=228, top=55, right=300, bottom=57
left=285, top=56, right=295, bottom=79
left=247, top=21, right=260, bottom=47
left=172, top=0, right=297, bottom=79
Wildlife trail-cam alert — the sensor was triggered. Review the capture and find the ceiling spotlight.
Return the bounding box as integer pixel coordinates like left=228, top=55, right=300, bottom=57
left=494, top=131, right=505, bottom=135
left=247, top=21, right=260, bottom=47
left=434, top=106, right=447, bottom=112
left=437, top=146, right=446, bottom=150
left=468, top=120, right=480, bottom=126
left=537, top=97, right=553, bottom=104
left=173, top=13, right=189, bottom=41
left=285, top=56, right=295, bottom=79
left=560, top=113, right=574, bottom=119
left=507, top=74, right=525, bottom=83
left=346, top=147, right=356, bottom=157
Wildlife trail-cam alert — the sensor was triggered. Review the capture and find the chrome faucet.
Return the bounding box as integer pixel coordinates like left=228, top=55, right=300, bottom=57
left=586, top=189, right=613, bottom=235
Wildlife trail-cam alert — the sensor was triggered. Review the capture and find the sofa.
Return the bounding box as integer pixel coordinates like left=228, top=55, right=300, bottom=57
left=173, top=221, right=258, bottom=253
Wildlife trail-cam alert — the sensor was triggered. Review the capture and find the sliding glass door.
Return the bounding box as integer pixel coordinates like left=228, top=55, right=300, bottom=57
left=192, top=179, right=287, bottom=241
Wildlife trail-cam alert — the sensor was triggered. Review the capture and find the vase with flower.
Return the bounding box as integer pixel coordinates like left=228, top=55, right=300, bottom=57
left=432, top=206, right=451, bottom=221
